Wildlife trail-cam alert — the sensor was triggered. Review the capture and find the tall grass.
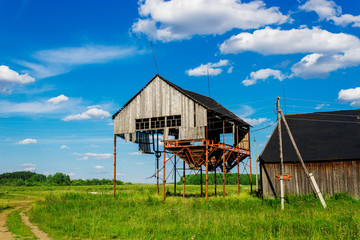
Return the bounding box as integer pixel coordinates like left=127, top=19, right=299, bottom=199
left=178, top=173, right=256, bottom=185
left=27, top=185, right=360, bottom=240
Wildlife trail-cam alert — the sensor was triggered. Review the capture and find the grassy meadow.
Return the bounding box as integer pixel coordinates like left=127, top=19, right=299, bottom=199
left=0, top=184, right=359, bottom=239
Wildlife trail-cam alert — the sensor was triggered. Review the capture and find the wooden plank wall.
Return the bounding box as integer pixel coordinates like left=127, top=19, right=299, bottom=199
left=114, top=76, right=207, bottom=141
left=261, top=160, right=360, bottom=198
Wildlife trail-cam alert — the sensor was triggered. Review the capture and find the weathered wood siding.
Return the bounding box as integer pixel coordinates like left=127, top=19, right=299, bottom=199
left=261, top=160, right=360, bottom=198
left=114, top=76, right=207, bottom=141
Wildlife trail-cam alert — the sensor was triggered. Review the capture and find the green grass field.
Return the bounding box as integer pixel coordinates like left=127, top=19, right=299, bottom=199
left=1, top=184, right=359, bottom=239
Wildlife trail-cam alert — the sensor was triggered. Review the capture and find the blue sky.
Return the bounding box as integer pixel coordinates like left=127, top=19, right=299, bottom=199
left=1, top=0, right=360, bottom=182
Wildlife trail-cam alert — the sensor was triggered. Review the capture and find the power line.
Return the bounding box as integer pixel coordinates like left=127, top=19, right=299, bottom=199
left=284, top=117, right=360, bottom=124
left=285, top=97, right=340, bottom=104
left=150, top=41, right=159, bottom=75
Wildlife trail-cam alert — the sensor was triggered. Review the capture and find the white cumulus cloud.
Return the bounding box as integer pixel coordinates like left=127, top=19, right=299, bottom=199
left=235, top=105, right=269, bottom=126
left=291, top=49, right=360, bottom=78
left=186, top=59, right=230, bottom=76
left=60, top=145, right=69, bottom=149
left=299, top=0, right=340, bottom=20
left=300, top=0, right=360, bottom=27
left=132, top=0, right=290, bottom=42
left=220, top=27, right=360, bottom=55
left=0, top=65, right=35, bottom=84
left=63, top=108, right=111, bottom=121
left=17, top=138, right=37, bottom=145
left=94, top=165, right=104, bottom=169
left=242, top=68, right=285, bottom=86
left=22, top=163, right=36, bottom=167
left=315, top=103, right=330, bottom=109
left=243, top=117, right=268, bottom=126
left=48, top=94, right=69, bottom=104
left=338, top=87, right=360, bottom=107
left=0, top=65, right=35, bottom=93
left=220, top=26, right=360, bottom=79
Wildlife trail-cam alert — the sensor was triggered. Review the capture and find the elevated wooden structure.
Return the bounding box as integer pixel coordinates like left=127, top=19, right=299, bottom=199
left=113, top=74, right=251, bottom=199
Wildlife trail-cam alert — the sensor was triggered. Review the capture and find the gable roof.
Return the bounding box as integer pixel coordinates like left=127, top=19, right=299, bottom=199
left=112, top=74, right=249, bottom=126
left=259, top=109, right=360, bottom=163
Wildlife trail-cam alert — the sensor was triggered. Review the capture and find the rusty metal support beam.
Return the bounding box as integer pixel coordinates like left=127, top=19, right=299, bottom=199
left=113, top=134, right=116, bottom=198
left=156, top=131, right=160, bottom=195
left=236, top=126, right=239, bottom=146
left=200, top=165, right=203, bottom=197
left=223, top=121, right=226, bottom=198
left=249, top=131, right=253, bottom=195
left=206, top=140, right=209, bottom=199
left=157, top=156, right=159, bottom=195
left=183, top=160, right=186, bottom=198
left=163, top=145, right=166, bottom=201
left=214, top=166, right=217, bottom=196
left=237, top=158, right=240, bottom=194
left=174, top=155, right=177, bottom=195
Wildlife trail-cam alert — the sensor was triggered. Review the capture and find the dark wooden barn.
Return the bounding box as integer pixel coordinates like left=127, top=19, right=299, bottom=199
left=112, top=74, right=252, bottom=199
left=259, top=109, right=360, bottom=198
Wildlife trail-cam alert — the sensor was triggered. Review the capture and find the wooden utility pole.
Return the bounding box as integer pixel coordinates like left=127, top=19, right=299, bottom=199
left=254, top=137, right=258, bottom=191
left=113, top=134, right=117, bottom=198
left=277, top=96, right=285, bottom=210
left=279, top=109, right=327, bottom=209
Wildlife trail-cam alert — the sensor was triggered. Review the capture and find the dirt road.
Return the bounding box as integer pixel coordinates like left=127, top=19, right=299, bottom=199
left=0, top=203, right=51, bottom=240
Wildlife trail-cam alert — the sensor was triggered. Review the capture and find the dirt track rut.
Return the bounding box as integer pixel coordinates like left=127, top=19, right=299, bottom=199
left=0, top=204, right=51, bottom=240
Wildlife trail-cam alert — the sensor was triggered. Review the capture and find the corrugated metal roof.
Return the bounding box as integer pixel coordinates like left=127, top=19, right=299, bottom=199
left=259, top=109, right=360, bottom=163
left=112, top=74, right=249, bottom=126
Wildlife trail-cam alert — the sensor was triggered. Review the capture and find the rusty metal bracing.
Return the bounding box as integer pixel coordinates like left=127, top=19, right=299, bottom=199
left=164, top=139, right=250, bottom=172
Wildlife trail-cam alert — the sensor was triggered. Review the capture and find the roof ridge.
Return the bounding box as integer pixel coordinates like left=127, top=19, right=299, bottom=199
left=113, top=74, right=249, bottom=126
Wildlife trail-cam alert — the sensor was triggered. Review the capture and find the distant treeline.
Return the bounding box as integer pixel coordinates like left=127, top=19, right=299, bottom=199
left=0, top=171, right=124, bottom=186
left=177, top=173, right=257, bottom=185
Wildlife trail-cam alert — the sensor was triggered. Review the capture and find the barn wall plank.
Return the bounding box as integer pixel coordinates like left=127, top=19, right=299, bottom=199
left=262, top=160, right=360, bottom=198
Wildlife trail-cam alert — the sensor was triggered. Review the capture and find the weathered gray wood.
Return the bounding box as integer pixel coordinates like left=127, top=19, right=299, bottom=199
left=262, top=161, right=360, bottom=198
left=294, top=163, right=299, bottom=194
left=114, top=76, right=208, bottom=141
left=353, top=161, right=359, bottom=198
left=279, top=109, right=326, bottom=208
